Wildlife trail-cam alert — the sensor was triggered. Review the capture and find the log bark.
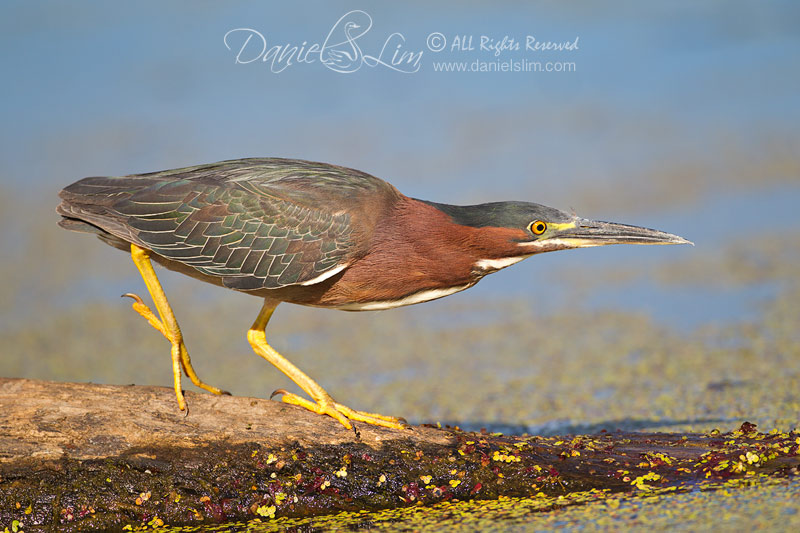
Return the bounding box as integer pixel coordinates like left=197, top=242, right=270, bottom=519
left=1, top=378, right=797, bottom=532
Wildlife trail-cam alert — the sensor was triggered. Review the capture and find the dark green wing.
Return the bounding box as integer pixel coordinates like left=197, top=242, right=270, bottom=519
left=58, top=159, right=383, bottom=290
left=122, top=181, right=353, bottom=290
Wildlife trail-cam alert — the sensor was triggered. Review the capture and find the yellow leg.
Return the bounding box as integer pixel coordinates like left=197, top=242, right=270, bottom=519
left=248, top=300, right=408, bottom=430
left=127, top=244, right=228, bottom=411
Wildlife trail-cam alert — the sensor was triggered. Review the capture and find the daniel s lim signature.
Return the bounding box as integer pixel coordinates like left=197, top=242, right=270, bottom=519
left=224, top=10, right=423, bottom=74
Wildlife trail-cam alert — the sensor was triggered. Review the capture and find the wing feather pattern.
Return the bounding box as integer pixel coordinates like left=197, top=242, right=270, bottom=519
left=57, top=159, right=374, bottom=290
left=123, top=182, right=353, bottom=289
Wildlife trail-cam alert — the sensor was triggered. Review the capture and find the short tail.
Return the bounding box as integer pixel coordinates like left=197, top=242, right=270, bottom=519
left=56, top=176, right=149, bottom=249
left=57, top=216, right=104, bottom=234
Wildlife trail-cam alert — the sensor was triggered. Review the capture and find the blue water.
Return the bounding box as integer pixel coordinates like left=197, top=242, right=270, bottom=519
left=1, top=1, right=798, bottom=332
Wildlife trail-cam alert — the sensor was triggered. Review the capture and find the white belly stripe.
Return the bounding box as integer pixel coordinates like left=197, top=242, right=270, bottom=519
left=334, top=283, right=473, bottom=311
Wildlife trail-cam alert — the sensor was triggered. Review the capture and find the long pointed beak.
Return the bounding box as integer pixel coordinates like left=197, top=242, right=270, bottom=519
left=557, top=219, right=693, bottom=247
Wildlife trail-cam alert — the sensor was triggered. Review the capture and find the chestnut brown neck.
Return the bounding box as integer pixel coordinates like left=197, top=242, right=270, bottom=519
left=370, top=196, right=529, bottom=282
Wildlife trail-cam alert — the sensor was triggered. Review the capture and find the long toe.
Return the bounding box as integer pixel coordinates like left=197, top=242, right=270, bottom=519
left=276, top=391, right=353, bottom=429
left=195, top=383, right=230, bottom=396
left=334, top=403, right=411, bottom=429
left=334, top=404, right=410, bottom=429
left=273, top=391, right=407, bottom=430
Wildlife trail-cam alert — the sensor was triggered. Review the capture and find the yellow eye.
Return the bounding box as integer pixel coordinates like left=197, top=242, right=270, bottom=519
left=529, top=220, right=547, bottom=235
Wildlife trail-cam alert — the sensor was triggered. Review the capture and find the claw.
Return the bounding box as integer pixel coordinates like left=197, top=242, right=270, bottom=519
left=270, top=389, right=290, bottom=400
left=122, top=292, right=145, bottom=305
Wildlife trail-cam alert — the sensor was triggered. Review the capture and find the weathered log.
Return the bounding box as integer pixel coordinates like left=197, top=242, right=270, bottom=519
left=1, top=378, right=797, bottom=531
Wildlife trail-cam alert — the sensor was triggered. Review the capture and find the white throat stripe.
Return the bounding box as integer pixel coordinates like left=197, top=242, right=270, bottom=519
left=474, top=255, right=529, bottom=271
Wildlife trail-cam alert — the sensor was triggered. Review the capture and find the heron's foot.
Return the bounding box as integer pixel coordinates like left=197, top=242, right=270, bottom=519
left=271, top=389, right=409, bottom=430
left=122, top=293, right=230, bottom=399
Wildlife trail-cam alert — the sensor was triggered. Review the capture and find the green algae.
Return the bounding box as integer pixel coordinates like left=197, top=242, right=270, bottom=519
left=2, top=422, right=797, bottom=531
left=121, top=477, right=800, bottom=532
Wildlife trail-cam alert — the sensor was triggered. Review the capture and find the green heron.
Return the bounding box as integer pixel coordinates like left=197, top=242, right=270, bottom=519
left=57, top=158, right=691, bottom=430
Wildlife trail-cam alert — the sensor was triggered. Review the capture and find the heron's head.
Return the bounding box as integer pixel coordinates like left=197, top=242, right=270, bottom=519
left=425, top=200, right=692, bottom=272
